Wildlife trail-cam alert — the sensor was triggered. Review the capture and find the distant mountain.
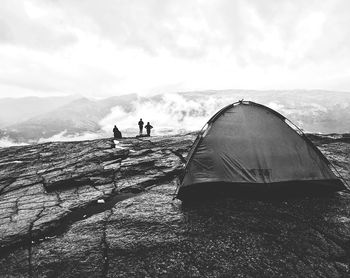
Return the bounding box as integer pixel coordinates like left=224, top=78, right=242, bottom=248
left=0, top=94, right=137, bottom=142
left=0, top=95, right=79, bottom=128
left=176, top=90, right=350, bottom=133
left=0, top=90, right=349, bottom=145
left=102, top=90, right=350, bottom=136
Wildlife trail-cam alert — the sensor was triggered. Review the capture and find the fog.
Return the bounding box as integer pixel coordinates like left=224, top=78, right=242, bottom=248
left=98, top=91, right=350, bottom=136
left=0, top=137, right=29, bottom=148
left=1, top=90, right=349, bottom=147
left=99, top=93, right=227, bottom=136
left=37, top=131, right=103, bottom=143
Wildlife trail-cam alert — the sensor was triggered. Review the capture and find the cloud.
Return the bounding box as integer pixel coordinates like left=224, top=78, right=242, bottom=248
left=0, top=137, right=28, bottom=148
left=99, top=93, right=224, bottom=135
left=98, top=90, right=350, bottom=136
left=37, top=130, right=102, bottom=143
left=1, top=0, right=350, bottom=97
left=0, top=0, right=77, bottom=50
left=99, top=92, right=270, bottom=136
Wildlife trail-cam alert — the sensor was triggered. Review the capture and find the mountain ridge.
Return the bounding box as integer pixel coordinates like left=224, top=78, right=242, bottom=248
left=0, top=90, right=349, bottom=144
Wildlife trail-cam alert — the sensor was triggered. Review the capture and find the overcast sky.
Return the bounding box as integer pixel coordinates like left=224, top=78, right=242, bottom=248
left=1, top=0, right=350, bottom=98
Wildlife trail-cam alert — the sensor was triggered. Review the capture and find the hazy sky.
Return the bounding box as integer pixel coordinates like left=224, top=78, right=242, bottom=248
left=1, top=0, right=350, bottom=98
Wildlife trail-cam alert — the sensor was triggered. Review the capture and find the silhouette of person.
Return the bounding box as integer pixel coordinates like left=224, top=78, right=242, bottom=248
left=145, top=122, right=153, bottom=136
left=113, top=125, right=122, bottom=139
left=138, top=118, right=144, bottom=135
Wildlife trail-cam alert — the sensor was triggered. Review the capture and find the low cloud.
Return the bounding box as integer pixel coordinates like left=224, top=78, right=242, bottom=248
left=99, top=91, right=350, bottom=135
left=37, top=130, right=103, bottom=143
left=0, top=137, right=28, bottom=148
left=99, top=93, right=229, bottom=136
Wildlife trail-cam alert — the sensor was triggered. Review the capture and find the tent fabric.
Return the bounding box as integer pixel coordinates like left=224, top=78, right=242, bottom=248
left=177, top=101, right=345, bottom=200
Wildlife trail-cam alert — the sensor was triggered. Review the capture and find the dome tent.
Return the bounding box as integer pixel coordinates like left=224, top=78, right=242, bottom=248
left=176, top=101, right=346, bottom=200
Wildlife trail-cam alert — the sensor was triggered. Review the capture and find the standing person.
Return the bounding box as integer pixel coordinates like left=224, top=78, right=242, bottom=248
left=145, top=122, right=153, bottom=137
left=138, top=118, right=144, bottom=135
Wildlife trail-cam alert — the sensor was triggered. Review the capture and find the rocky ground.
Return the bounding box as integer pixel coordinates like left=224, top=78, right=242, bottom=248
left=0, top=134, right=349, bottom=278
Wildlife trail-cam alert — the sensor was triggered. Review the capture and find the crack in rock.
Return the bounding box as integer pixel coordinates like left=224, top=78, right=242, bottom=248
left=28, top=208, right=45, bottom=278
left=101, top=210, right=113, bottom=278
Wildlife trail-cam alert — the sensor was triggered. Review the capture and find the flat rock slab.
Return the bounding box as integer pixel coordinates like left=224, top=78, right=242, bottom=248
left=0, top=135, right=193, bottom=252
left=0, top=134, right=349, bottom=277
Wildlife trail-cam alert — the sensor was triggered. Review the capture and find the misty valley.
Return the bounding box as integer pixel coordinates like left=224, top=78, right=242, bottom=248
left=0, top=90, right=349, bottom=147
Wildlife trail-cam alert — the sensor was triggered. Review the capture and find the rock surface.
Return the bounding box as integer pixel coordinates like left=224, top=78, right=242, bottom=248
left=0, top=134, right=349, bottom=277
